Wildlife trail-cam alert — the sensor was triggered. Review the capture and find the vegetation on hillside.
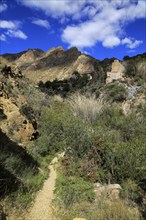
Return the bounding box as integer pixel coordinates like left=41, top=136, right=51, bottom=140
left=30, top=96, right=146, bottom=219
left=0, top=52, right=146, bottom=219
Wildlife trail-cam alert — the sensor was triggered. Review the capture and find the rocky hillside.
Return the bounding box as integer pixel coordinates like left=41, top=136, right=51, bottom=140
left=1, top=48, right=44, bottom=62
left=0, top=47, right=145, bottom=150
left=0, top=48, right=146, bottom=219
left=0, top=47, right=145, bottom=148
left=0, top=65, right=38, bottom=146
left=1, top=47, right=145, bottom=85
left=1, top=47, right=101, bottom=83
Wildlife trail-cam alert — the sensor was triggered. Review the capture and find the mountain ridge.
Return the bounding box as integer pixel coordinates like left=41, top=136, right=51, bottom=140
left=2, top=47, right=145, bottom=85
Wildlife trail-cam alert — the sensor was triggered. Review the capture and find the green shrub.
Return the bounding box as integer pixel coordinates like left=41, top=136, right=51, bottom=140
left=38, top=72, right=91, bottom=97
left=98, top=106, right=146, bottom=141
left=121, top=179, right=141, bottom=203
left=35, top=105, right=96, bottom=159
left=101, top=140, right=146, bottom=184
left=125, top=60, right=146, bottom=81
left=54, top=175, right=95, bottom=208
left=106, top=83, right=128, bottom=102
left=95, top=107, right=146, bottom=184
left=125, top=60, right=137, bottom=77
left=35, top=106, right=68, bottom=156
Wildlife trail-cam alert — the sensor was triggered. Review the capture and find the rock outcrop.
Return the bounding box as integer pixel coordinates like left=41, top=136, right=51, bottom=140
left=0, top=64, right=38, bottom=146
left=0, top=96, right=36, bottom=146
left=94, top=183, right=121, bottom=201
left=106, top=60, right=125, bottom=84
left=1, top=65, right=23, bottom=78
left=15, top=49, right=44, bottom=67
left=44, top=46, right=64, bottom=57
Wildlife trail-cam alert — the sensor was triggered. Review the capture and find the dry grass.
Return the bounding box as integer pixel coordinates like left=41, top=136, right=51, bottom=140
left=55, top=200, right=141, bottom=220
left=68, top=93, right=103, bottom=124
left=136, top=61, right=146, bottom=79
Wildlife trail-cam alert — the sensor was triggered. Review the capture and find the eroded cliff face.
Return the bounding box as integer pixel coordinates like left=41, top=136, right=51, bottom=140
left=0, top=65, right=38, bottom=146
left=0, top=97, right=36, bottom=146
left=106, top=60, right=125, bottom=84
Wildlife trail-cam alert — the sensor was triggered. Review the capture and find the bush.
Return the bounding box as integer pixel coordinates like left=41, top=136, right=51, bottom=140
left=34, top=106, right=68, bottom=157
left=124, top=59, right=146, bottom=85
left=121, top=179, right=141, bottom=203
left=106, top=83, right=128, bottom=102
left=95, top=107, right=146, bottom=184
left=54, top=175, right=95, bottom=208
left=125, top=60, right=137, bottom=77
left=99, top=106, right=146, bottom=141
left=101, top=140, right=146, bottom=184
left=35, top=104, right=96, bottom=159
left=68, top=93, right=103, bottom=124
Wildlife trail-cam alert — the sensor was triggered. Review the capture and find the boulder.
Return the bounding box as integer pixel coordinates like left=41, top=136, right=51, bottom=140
left=94, top=183, right=121, bottom=201
left=106, top=60, right=125, bottom=84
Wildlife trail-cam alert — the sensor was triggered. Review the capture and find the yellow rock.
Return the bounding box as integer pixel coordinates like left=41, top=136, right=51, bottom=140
left=0, top=96, right=35, bottom=146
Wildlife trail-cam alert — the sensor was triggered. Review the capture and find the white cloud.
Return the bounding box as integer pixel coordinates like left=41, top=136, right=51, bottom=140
left=82, top=6, right=97, bottom=18
left=0, top=20, right=27, bottom=40
left=0, top=34, right=6, bottom=41
left=6, top=30, right=27, bottom=39
left=103, top=36, right=121, bottom=48
left=17, top=0, right=146, bottom=49
left=62, top=0, right=145, bottom=49
left=62, top=16, right=121, bottom=48
left=0, top=3, right=7, bottom=12
left=0, top=20, right=20, bottom=29
left=123, top=0, right=146, bottom=21
left=122, top=38, right=132, bottom=45
left=121, top=37, right=143, bottom=49
left=32, top=19, right=50, bottom=29
left=18, top=0, right=86, bottom=18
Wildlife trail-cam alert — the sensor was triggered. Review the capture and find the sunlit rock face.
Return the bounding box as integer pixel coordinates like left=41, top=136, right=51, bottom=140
left=15, top=49, right=44, bottom=66
left=106, top=60, right=125, bottom=84
left=0, top=65, right=38, bottom=146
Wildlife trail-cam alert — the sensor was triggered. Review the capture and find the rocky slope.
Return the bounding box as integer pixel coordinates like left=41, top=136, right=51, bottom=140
left=0, top=47, right=146, bottom=219
left=0, top=48, right=145, bottom=143
left=1, top=47, right=101, bottom=83
left=0, top=66, right=38, bottom=146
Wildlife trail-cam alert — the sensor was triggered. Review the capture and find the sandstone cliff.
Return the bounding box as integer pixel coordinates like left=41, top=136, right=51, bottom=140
left=106, top=60, right=125, bottom=84
left=0, top=65, right=38, bottom=146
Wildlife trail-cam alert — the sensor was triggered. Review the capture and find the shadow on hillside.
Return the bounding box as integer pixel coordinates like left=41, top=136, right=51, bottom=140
left=0, top=164, right=21, bottom=198
left=38, top=72, right=91, bottom=97
left=0, top=129, right=38, bottom=168
left=0, top=129, right=38, bottom=198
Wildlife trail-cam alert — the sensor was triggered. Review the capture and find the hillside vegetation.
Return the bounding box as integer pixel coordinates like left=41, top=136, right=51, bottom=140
left=0, top=49, right=146, bottom=219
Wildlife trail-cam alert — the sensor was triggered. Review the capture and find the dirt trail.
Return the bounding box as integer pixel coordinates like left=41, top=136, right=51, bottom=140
left=26, top=153, right=64, bottom=220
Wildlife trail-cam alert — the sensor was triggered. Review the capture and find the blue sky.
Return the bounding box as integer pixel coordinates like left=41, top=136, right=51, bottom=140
left=0, top=0, right=146, bottom=60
